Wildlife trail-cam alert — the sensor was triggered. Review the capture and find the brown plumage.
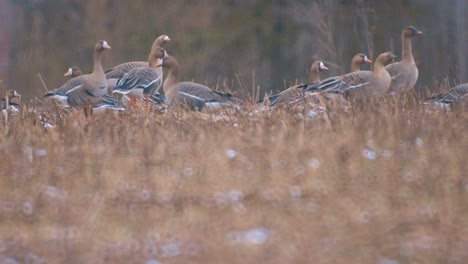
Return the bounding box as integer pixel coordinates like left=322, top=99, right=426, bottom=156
left=64, top=66, right=83, bottom=77
left=159, top=52, right=241, bottom=111
left=2, top=90, right=21, bottom=120
left=386, top=26, right=423, bottom=95
left=64, top=40, right=111, bottom=111
left=265, top=61, right=328, bottom=107
left=308, top=52, right=396, bottom=100
left=112, top=47, right=166, bottom=110
left=105, top=35, right=170, bottom=80
left=427, top=83, right=468, bottom=106
left=350, top=53, right=372, bottom=72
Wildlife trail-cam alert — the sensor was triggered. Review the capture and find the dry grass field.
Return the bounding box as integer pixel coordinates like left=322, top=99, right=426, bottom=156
left=0, top=98, right=467, bottom=263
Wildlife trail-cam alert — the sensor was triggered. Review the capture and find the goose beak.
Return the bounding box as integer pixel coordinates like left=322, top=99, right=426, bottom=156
left=365, top=57, right=372, bottom=64
left=64, top=68, right=73, bottom=77
left=164, top=36, right=171, bottom=42
left=321, top=65, right=329, bottom=71
left=14, top=91, right=21, bottom=97
left=415, top=30, right=423, bottom=36
left=103, top=41, right=112, bottom=49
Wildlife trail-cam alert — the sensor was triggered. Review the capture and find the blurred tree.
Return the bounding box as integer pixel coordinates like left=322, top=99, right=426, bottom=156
left=4, top=0, right=467, bottom=99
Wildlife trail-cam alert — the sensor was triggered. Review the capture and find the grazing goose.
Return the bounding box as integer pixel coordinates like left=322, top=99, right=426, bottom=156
left=105, top=35, right=170, bottom=92
left=112, top=47, right=166, bottom=111
left=64, top=66, right=83, bottom=77
left=426, top=83, right=468, bottom=107
left=386, top=26, right=423, bottom=96
left=265, top=61, right=328, bottom=107
left=45, top=40, right=111, bottom=116
left=307, top=52, right=396, bottom=101
left=157, top=52, right=241, bottom=112
left=2, top=90, right=21, bottom=121
left=350, top=53, right=372, bottom=72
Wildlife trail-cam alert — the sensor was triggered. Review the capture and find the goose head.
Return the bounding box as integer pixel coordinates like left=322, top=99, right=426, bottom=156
left=64, top=66, right=82, bottom=77
left=403, top=26, right=423, bottom=38
left=353, top=53, right=372, bottom=65
left=96, top=40, right=112, bottom=52
left=376, top=52, right=397, bottom=66
left=311, top=61, right=328, bottom=73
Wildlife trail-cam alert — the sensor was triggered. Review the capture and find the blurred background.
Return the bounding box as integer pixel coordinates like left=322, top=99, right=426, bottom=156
left=0, top=0, right=466, bottom=100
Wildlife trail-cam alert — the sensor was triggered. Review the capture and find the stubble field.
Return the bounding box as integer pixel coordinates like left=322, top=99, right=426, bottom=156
left=0, top=98, right=467, bottom=263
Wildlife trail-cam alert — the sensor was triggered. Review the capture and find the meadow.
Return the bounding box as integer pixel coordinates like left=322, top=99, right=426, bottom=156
left=0, top=96, right=467, bottom=264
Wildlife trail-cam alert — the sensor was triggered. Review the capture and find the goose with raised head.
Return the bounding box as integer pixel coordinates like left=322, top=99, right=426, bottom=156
left=2, top=89, right=21, bottom=121
left=46, top=65, right=123, bottom=113
left=157, top=52, right=241, bottom=112
left=45, top=40, right=111, bottom=115
left=264, top=60, right=328, bottom=107
left=105, top=34, right=170, bottom=91
left=112, top=47, right=166, bottom=111
left=350, top=53, right=372, bottom=72
left=426, top=83, right=468, bottom=108
left=307, top=52, right=396, bottom=101
left=386, top=26, right=423, bottom=96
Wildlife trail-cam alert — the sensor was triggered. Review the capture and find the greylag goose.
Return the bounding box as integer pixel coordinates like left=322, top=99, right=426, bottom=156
left=350, top=53, right=372, bottom=72
left=386, top=26, right=423, bottom=96
left=64, top=66, right=83, bottom=77
left=307, top=52, right=396, bottom=101
left=2, top=89, right=21, bottom=121
left=105, top=35, right=170, bottom=93
left=157, top=52, right=241, bottom=112
left=426, top=83, right=468, bottom=107
left=112, top=47, right=166, bottom=111
left=45, top=40, right=111, bottom=116
left=264, top=61, right=328, bottom=107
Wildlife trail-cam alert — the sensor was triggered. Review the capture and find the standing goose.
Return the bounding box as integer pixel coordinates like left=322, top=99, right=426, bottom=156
left=55, top=40, right=111, bottom=115
left=308, top=52, right=396, bottom=101
left=426, top=83, right=468, bottom=107
left=105, top=35, right=170, bottom=92
left=112, top=47, right=166, bottom=111
left=46, top=64, right=123, bottom=113
left=2, top=90, right=21, bottom=121
left=264, top=61, right=328, bottom=107
left=157, top=52, right=241, bottom=112
left=350, top=53, right=372, bottom=72
left=386, top=26, right=423, bottom=96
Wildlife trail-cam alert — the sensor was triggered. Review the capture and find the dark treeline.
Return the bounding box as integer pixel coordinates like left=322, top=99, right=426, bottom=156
left=0, top=0, right=466, bottom=99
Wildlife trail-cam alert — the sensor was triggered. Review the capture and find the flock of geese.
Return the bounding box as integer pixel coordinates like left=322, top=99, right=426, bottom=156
left=2, top=26, right=468, bottom=120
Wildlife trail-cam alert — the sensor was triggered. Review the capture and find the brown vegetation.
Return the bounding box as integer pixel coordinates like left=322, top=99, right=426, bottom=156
left=0, top=100, right=467, bottom=263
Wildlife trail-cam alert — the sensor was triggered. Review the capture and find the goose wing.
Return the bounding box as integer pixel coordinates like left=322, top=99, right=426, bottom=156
left=105, top=61, right=147, bottom=79
left=113, top=67, right=162, bottom=95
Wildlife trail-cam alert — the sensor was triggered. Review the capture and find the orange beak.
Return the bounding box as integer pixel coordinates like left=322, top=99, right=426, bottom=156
left=64, top=68, right=73, bottom=77
left=415, top=31, right=423, bottom=36
left=365, top=58, right=372, bottom=64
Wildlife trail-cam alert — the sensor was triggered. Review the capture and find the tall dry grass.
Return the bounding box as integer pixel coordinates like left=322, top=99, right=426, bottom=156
left=0, top=99, right=467, bottom=263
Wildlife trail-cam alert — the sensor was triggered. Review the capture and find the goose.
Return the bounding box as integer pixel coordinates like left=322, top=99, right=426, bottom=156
left=264, top=61, right=328, bottom=107
left=426, top=83, right=468, bottom=108
left=157, top=52, right=241, bottom=112
left=112, top=47, right=166, bottom=111
left=307, top=52, right=396, bottom=101
left=46, top=64, right=123, bottom=114
left=45, top=40, right=111, bottom=116
left=2, top=90, right=21, bottom=121
left=386, top=26, right=423, bottom=96
left=105, top=35, right=170, bottom=92
left=64, top=66, right=83, bottom=77
left=350, top=53, right=372, bottom=72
